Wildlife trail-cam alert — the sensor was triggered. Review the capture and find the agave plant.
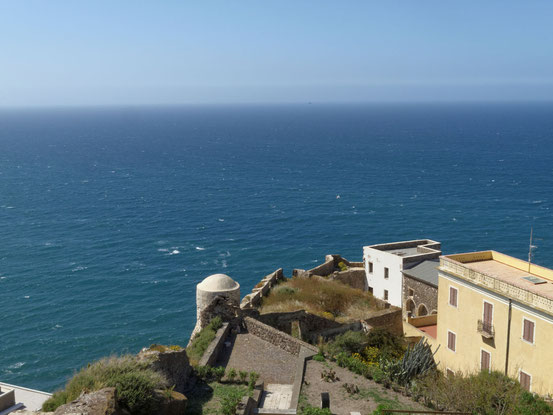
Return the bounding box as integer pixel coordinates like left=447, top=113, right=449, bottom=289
left=380, top=338, right=439, bottom=386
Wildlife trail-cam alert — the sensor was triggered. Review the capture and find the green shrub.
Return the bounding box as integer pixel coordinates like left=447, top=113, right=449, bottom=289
left=327, top=330, right=369, bottom=357
left=213, top=366, right=226, bottom=382
left=186, top=316, right=223, bottom=364
left=417, top=370, right=553, bottom=415
left=238, top=370, right=248, bottom=384
left=195, top=365, right=213, bottom=380
left=42, top=356, right=167, bottom=414
left=227, top=368, right=237, bottom=382
left=220, top=387, right=244, bottom=415
left=337, top=261, right=348, bottom=271
left=248, top=372, right=260, bottom=390
left=300, top=406, right=332, bottom=415
left=313, top=354, right=325, bottom=362
left=42, top=391, right=69, bottom=412
left=366, top=327, right=405, bottom=359
left=371, top=403, right=394, bottom=415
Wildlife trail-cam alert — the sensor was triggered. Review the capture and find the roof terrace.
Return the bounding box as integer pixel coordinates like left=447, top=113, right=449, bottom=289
left=366, top=239, right=441, bottom=263
left=440, top=251, right=553, bottom=316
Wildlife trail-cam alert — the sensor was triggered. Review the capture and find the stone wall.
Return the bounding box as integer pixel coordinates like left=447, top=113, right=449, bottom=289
left=257, top=310, right=343, bottom=337
left=198, top=322, right=231, bottom=367
left=363, top=307, right=403, bottom=336
left=240, top=269, right=285, bottom=310
left=138, top=347, right=193, bottom=394
left=402, top=275, right=438, bottom=318
left=328, top=267, right=366, bottom=290
left=243, top=317, right=317, bottom=356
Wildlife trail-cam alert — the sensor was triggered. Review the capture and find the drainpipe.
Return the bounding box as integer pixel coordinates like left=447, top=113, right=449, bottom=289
left=505, top=299, right=512, bottom=376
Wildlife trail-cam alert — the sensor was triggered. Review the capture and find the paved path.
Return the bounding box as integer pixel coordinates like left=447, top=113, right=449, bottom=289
left=216, top=332, right=297, bottom=384
left=259, top=384, right=293, bottom=409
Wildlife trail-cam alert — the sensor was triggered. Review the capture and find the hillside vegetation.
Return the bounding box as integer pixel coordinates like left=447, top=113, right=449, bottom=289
left=259, top=276, right=381, bottom=322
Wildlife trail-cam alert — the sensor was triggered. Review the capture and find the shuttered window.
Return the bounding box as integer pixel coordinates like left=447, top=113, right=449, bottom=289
left=447, top=331, right=456, bottom=352
left=449, top=287, right=458, bottom=307
left=384, top=267, right=389, bottom=279
left=520, top=371, right=531, bottom=391
left=523, top=319, right=535, bottom=343
left=481, top=350, right=491, bottom=372
left=483, top=302, right=493, bottom=324
left=369, top=262, right=373, bottom=273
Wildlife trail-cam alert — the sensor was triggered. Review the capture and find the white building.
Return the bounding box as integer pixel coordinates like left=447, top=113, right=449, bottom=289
left=363, top=239, right=441, bottom=308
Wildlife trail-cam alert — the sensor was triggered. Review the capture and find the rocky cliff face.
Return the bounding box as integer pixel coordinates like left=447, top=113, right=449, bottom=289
left=137, top=347, right=192, bottom=394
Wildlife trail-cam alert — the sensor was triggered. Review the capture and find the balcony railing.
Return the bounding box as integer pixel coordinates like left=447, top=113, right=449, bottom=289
left=477, top=320, right=495, bottom=338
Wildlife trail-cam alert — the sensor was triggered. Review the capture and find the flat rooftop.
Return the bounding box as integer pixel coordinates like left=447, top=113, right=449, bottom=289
left=442, top=251, right=553, bottom=302
left=0, top=382, right=51, bottom=411
left=365, top=239, right=441, bottom=259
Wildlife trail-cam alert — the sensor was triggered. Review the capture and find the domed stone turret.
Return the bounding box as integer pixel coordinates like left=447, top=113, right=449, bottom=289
left=196, top=273, right=240, bottom=320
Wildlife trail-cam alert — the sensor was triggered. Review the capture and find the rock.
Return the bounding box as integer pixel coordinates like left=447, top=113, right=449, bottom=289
left=53, top=388, right=120, bottom=415
left=154, top=390, right=187, bottom=415
left=137, top=348, right=192, bottom=394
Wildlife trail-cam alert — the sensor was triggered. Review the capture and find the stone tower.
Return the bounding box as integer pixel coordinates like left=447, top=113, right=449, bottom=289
left=196, top=273, right=240, bottom=319
left=189, top=273, right=240, bottom=342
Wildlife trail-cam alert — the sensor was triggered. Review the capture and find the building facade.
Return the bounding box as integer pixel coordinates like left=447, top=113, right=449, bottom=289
left=435, top=251, right=553, bottom=395
left=363, top=239, right=441, bottom=308
left=402, top=259, right=439, bottom=318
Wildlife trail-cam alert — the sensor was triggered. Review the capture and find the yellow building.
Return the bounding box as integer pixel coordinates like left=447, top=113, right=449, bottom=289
left=433, top=251, right=553, bottom=395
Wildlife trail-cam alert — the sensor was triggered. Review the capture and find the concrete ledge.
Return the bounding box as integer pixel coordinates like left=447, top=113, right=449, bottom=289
left=290, top=346, right=316, bottom=410
left=199, top=322, right=230, bottom=366
left=254, top=409, right=296, bottom=415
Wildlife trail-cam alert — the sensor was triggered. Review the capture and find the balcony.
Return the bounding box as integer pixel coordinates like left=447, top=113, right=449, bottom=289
left=477, top=319, right=495, bottom=338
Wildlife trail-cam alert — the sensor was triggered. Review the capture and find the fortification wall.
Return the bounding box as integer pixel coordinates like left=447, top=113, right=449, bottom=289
left=243, top=316, right=317, bottom=356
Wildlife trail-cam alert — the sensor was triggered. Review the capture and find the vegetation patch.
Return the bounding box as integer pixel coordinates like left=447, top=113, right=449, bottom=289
left=186, top=316, right=223, bottom=365
left=415, top=370, right=553, bottom=415
left=148, top=344, right=183, bottom=353
left=42, top=355, right=167, bottom=414
left=186, top=381, right=249, bottom=415
left=259, top=276, right=380, bottom=322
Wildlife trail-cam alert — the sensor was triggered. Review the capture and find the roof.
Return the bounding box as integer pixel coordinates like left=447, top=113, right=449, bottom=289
left=197, top=273, right=240, bottom=292
left=364, top=239, right=441, bottom=261
left=0, top=382, right=51, bottom=411
left=440, top=251, right=553, bottom=315
left=402, top=259, right=439, bottom=287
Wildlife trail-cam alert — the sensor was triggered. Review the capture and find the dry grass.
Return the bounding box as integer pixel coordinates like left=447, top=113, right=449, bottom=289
left=259, top=276, right=380, bottom=322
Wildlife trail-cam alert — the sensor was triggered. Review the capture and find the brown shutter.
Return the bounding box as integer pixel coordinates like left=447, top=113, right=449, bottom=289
left=450, top=287, right=457, bottom=307
left=520, top=371, right=531, bottom=391
left=483, top=302, right=493, bottom=324
left=448, top=331, right=456, bottom=351
left=523, top=320, right=535, bottom=343
left=481, top=350, right=490, bottom=371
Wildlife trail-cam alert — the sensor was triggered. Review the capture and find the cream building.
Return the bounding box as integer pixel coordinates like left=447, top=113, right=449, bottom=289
left=433, top=251, right=553, bottom=395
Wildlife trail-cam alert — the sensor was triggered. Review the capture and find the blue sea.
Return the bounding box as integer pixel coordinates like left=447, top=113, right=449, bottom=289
left=1, top=103, right=553, bottom=392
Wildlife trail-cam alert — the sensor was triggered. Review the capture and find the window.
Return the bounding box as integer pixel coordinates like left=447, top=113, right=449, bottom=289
left=408, top=288, right=414, bottom=297
left=368, top=262, right=373, bottom=273
left=384, top=267, right=389, bottom=279
left=520, top=371, right=532, bottom=391
left=522, top=318, right=535, bottom=344
left=449, top=286, right=458, bottom=307
left=483, top=301, right=493, bottom=325
left=384, top=290, right=389, bottom=301
left=481, top=349, right=491, bottom=372
left=447, top=330, right=456, bottom=352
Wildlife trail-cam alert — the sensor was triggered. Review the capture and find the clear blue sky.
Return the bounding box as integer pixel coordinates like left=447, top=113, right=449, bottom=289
left=1, top=1, right=553, bottom=106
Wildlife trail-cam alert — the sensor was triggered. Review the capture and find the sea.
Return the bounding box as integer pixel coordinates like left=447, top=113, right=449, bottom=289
left=1, top=102, right=553, bottom=392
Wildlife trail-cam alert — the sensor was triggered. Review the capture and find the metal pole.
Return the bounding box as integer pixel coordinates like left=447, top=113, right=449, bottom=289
left=505, top=298, right=512, bottom=376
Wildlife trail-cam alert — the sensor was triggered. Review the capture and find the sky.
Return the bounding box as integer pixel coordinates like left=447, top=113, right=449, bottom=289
left=1, top=1, right=553, bottom=106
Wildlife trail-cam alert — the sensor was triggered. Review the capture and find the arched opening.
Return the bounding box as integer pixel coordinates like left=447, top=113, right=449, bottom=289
left=418, top=304, right=428, bottom=317
left=431, top=309, right=437, bottom=315
left=406, top=299, right=416, bottom=317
